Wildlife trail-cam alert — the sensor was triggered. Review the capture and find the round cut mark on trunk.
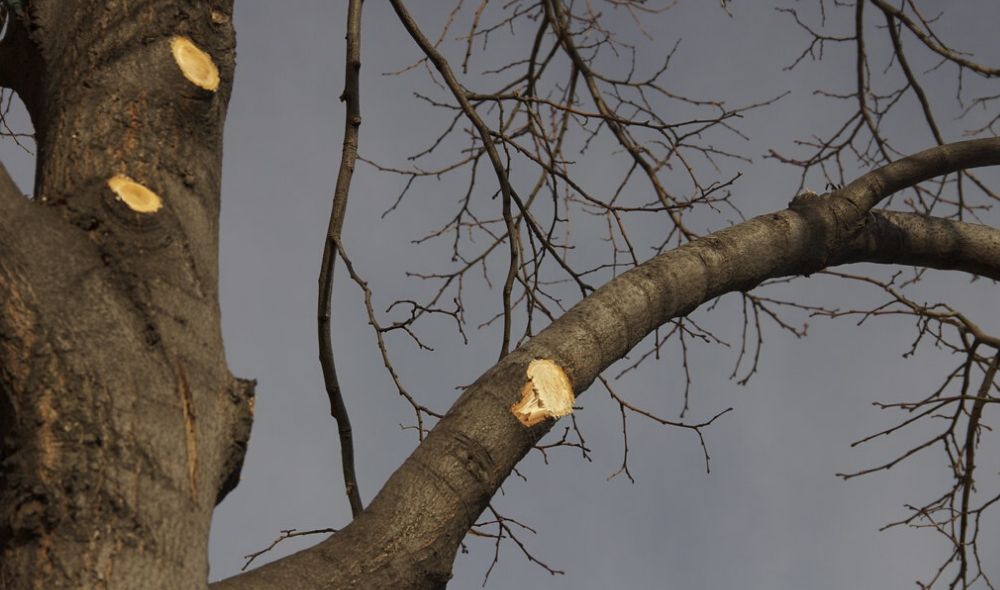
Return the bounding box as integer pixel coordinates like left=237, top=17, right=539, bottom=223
left=107, top=175, right=162, bottom=213
left=171, top=36, right=220, bottom=92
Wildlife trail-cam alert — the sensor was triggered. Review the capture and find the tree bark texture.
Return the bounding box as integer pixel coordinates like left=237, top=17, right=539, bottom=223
left=1, top=2, right=253, bottom=588
left=1, top=1, right=998, bottom=589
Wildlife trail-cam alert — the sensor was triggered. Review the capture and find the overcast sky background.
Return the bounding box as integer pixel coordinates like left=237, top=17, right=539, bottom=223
left=2, top=2, right=998, bottom=588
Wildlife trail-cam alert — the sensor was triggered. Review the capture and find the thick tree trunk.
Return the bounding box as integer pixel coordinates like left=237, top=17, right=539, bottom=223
left=0, top=3, right=252, bottom=588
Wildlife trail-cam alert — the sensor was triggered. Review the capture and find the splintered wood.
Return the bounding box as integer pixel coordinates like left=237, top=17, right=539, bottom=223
left=511, top=359, right=575, bottom=427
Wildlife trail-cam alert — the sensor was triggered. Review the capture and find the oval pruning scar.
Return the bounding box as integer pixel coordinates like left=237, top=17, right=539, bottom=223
left=107, top=174, right=162, bottom=213
left=511, top=359, right=575, bottom=427
left=171, top=36, right=220, bottom=91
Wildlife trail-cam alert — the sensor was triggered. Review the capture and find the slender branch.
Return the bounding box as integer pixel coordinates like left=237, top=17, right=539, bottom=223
left=883, top=11, right=943, bottom=145
left=388, top=0, right=521, bottom=361
left=241, top=528, right=338, bottom=572
left=541, top=0, right=694, bottom=239
left=317, top=0, right=364, bottom=518
left=869, top=0, right=999, bottom=77
left=957, top=351, right=999, bottom=585
left=854, top=0, right=893, bottom=164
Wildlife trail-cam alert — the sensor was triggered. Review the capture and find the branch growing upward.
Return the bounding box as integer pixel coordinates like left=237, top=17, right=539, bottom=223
left=317, top=0, right=364, bottom=518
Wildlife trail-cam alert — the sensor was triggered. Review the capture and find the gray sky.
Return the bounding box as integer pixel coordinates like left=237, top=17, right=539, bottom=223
left=2, top=2, right=998, bottom=588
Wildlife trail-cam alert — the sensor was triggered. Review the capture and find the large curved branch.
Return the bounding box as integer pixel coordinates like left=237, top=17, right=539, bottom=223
left=215, top=139, right=1000, bottom=589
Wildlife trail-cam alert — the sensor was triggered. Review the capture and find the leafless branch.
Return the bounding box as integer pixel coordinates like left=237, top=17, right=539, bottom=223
left=318, top=0, right=365, bottom=517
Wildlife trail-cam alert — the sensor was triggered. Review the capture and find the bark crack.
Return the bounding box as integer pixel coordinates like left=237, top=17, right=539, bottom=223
left=176, top=363, right=198, bottom=501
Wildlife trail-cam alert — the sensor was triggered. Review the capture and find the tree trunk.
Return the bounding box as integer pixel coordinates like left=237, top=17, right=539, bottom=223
left=0, top=3, right=252, bottom=588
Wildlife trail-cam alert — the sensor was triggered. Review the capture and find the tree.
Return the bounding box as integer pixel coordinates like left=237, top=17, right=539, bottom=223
left=1, top=0, right=998, bottom=588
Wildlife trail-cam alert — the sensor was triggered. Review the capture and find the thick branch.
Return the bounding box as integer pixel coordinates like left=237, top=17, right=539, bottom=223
left=844, top=210, right=1000, bottom=279
left=216, top=141, right=1000, bottom=589
left=839, top=138, right=1000, bottom=212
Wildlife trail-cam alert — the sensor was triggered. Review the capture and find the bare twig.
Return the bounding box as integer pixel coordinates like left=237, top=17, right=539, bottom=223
left=241, top=528, right=338, bottom=572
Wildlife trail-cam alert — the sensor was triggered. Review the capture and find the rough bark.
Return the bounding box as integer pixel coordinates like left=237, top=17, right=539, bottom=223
left=0, top=2, right=253, bottom=588
left=1, top=1, right=998, bottom=589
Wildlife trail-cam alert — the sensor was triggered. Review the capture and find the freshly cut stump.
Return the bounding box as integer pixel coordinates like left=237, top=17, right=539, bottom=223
left=107, top=175, right=162, bottom=213
left=171, top=36, right=219, bottom=91
left=511, top=359, right=575, bottom=427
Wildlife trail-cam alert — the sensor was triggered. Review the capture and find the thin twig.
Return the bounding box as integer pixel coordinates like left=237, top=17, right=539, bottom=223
left=241, top=528, right=338, bottom=571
